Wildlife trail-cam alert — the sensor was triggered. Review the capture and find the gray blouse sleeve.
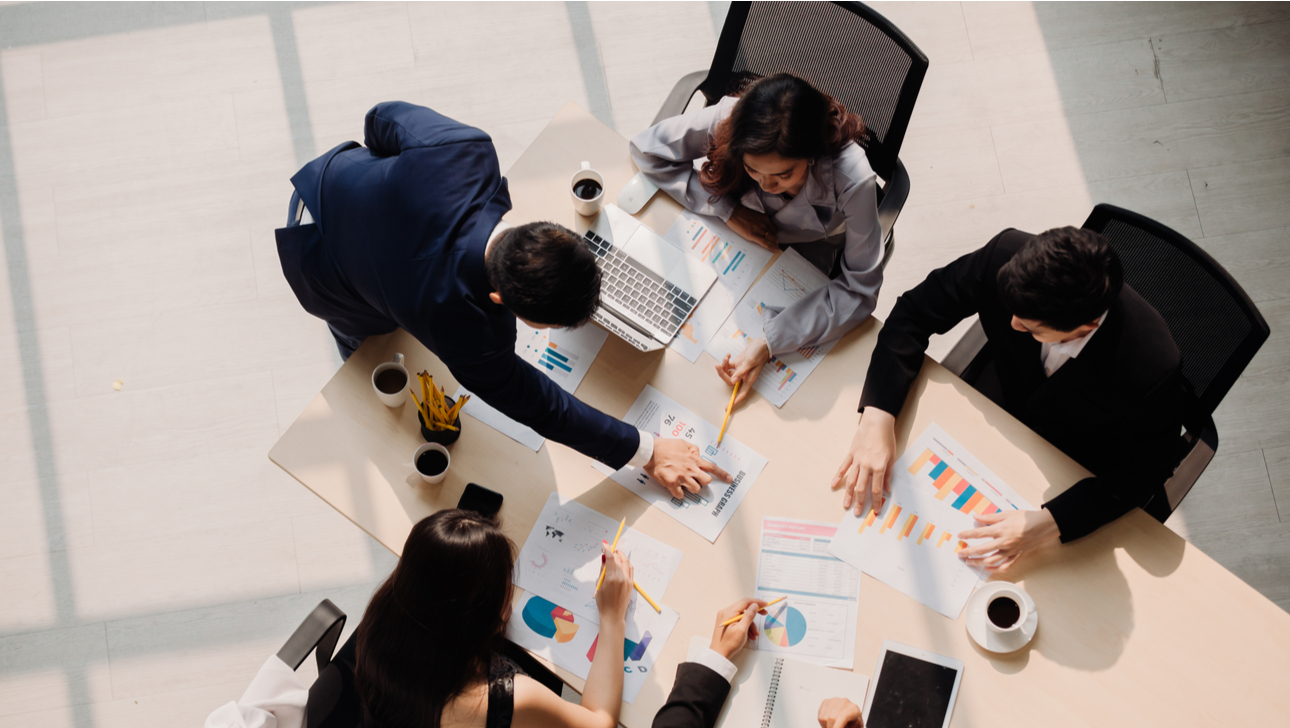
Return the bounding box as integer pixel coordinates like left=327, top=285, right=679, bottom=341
left=628, top=97, right=739, bottom=222
left=763, top=150, right=884, bottom=355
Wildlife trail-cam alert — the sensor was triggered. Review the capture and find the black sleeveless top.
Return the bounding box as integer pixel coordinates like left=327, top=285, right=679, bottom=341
left=484, top=653, right=523, bottom=728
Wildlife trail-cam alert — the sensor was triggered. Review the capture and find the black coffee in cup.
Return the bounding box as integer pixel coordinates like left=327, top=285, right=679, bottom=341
left=375, top=368, right=407, bottom=395
left=987, top=595, right=1021, bottom=628
left=573, top=178, right=602, bottom=200
left=416, top=449, right=448, bottom=476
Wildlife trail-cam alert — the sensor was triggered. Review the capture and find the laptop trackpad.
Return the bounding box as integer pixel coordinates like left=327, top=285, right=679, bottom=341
left=620, top=226, right=681, bottom=276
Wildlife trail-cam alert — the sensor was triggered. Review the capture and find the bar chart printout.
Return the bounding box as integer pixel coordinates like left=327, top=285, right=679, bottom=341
left=706, top=248, right=838, bottom=407
left=753, top=517, right=860, bottom=668
left=593, top=385, right=769, bottom=542
left=827, top=424, right=1033, bottom=619
left=663, top=212, right=773, bottom=362
left=456, top=322, right=610, bottom=451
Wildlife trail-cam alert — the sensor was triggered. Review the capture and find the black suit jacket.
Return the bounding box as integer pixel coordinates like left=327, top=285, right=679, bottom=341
left=652, top=663, right=731, bottom=728
left=275, top=102, right=639, bottom=468
left=860, top=229, right=1184, bottom=542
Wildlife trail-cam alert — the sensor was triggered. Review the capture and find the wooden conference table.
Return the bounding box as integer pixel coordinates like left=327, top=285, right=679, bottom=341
left=269, top=103, right=1290, bottom=727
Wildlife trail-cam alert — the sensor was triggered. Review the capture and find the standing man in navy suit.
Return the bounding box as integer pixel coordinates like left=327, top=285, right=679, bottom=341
left=276, top=101, right=728, bottom=493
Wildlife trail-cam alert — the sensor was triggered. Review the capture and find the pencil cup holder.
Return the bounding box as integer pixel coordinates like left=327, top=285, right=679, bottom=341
left=418, top=397, right=462, bottom=445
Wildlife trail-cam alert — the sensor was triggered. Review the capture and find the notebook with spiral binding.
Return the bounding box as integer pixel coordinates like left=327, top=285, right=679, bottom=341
left=688, top=637, right=868, bottom=728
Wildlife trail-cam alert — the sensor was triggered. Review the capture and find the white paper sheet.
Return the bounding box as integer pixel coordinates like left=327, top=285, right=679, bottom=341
left=457, top=321, right=610, bottom=450
left=827, top=424, right=1035, bottom=619
left=663, top=212, right=774, bottom=362
left=592, top=385, right=768, bottom=542
left=514, top=493, right=683, bottom=636
left=752, top=517, right=860, bottom=669
left=705, top=248, right=838, bottom=407
left=506, top=589, right=679, bottom=703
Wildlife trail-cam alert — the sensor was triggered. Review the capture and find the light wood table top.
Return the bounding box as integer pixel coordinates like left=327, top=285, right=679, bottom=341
left=269, top=103, right=1290, bottom=727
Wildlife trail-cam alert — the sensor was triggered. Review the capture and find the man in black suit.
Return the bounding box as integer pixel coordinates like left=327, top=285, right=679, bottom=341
left=652, top=600, right=864, bottom=728
left=830, top=227, right=1183, bottom=570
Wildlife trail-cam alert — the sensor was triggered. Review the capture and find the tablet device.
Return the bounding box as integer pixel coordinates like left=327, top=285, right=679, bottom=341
left=862, top=640, right=963, bottom=728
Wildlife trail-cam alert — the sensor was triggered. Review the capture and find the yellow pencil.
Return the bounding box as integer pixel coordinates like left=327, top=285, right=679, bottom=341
left=595, top=517, right=627, bottom=592
left=721, top=595, right=786, bottom=627
left=633, top=581, right=661, bottom=612
left=717, top=381, right=740, bottom=446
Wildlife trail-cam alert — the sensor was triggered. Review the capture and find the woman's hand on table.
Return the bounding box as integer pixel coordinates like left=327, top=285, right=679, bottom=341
left=727, top=206, right=779, bottom=251
left=715, top=338, right=772, bottom=406
left=646, top=438, right=732, bottom=499
left=595, top=541, right=634, bottom=622
left=830, top=409, right=896, bottom=516
left=709, top=598, right=769, bottom=660
left=956, top=508, right=1061, bottom=572
left=818, top=698, right=864, bottom=728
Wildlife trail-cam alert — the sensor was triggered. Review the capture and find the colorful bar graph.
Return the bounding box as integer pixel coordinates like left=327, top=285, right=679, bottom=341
left=907, top=449, right=934, bottom=474
left=879, top=505, right=902, bottom=534
left=723, top=250, right=745, bottom=275
left=936, top=531, right=952, bottom=549
left=911, top=448, right=1005, bottom=517
left=916, top=523, right=935, bottom=545
left=538, top=343, right=576, bottom=377
left=768, top=359, right=798, bottom=390
left=857, top=510, right=878, bottom=535
left=897, top=513, right=918, bottom=540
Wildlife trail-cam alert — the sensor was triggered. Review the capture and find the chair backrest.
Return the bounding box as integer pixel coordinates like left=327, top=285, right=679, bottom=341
left=306, top=632, right=362, bottom=728
left=697, top=1, right=928, bottom=182
left=1081, top=204, right=1270, bottom=430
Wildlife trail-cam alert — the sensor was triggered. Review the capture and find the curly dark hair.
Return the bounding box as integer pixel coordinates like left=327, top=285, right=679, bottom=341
left=698, top=73, right=867, bottom=200
left=485, top=221, right=602, bottom=327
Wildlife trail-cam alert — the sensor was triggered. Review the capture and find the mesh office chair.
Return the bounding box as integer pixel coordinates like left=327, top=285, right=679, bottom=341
left=941, top=205, right=1271, bottom=520
left=652, top=1, right=929, bottom=267
left=280, top=601, right=568, bottom=728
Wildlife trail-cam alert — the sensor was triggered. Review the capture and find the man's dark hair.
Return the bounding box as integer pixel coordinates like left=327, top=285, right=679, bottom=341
left=996, top=226, right=1123, bottom=332
left=485, top=221, right=601, bottom=327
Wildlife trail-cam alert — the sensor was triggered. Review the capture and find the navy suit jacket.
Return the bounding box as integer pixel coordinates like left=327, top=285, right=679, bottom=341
left=860, top=229, right=1184, bottom=542
left=276, top=101, right=639, bottom=468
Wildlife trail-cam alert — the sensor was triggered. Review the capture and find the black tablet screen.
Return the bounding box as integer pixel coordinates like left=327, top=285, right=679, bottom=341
left=867, top=651, right=959, bottom=728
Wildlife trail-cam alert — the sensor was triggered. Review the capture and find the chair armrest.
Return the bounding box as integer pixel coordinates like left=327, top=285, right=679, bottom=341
left=277, top=599, right=346, bottom=674
left=501, top=638, right=566, bottom=696
left=1164, top=418, right=1218, bottom=512
left=876, top=158, right=909, bottom=246
left=652, top=70, right=709, bottom=126
left=940, top=319, right=988, bottom=378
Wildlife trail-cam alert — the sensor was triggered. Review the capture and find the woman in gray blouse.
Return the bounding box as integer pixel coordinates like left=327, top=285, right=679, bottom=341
left=630, top=73, right=883, bottom=404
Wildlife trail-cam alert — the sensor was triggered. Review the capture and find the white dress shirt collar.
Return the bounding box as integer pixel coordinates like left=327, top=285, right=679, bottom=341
left=1040, top=310, right=1108, bottom=377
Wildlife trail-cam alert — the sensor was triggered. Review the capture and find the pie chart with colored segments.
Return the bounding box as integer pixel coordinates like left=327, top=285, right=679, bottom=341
left=521, top=596, right=580, bottom=643
left=763, top=606, right=807, bottom=648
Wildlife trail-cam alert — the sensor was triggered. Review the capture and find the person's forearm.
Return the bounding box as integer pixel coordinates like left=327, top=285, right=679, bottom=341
left=580, top=620, right=625, bottom=724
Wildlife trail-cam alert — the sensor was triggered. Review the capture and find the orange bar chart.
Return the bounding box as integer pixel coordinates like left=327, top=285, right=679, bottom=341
left=897, top=513, right=919, bottom=541
left=936, top=531, right=952, bottom=548
left=856, top=510, right=878, bottom=535
left=916, top=523, right=936, bottom=545
left=879, top=505, right=902, bottom=534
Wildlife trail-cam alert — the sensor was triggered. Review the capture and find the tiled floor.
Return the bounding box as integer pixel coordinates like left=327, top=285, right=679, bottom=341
left=0, top=3, right=1286, bottom=726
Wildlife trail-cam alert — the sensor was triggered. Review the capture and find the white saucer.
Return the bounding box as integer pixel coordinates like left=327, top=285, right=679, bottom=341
left=965, top=582, right=1038, bottom=653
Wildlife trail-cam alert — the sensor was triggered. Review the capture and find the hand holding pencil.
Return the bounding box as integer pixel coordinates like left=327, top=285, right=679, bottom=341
left=709, top=597, right=773, bottom=660
left=715, top=336, right=772, bottom=409
left=594, top=540, right=634, bottom=622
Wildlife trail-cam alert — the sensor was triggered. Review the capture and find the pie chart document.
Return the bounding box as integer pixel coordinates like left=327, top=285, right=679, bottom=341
left=752, top=516, right=860, bottom=669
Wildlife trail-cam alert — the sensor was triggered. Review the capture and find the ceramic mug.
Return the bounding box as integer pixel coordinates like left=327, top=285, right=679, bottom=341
left=413, top=442, right=451, bottom=485
left=984, top=583, right=1030, bottom=635
left=371, top=353, right=408, bottom=408
left=570, top=161, right=605, bottom=216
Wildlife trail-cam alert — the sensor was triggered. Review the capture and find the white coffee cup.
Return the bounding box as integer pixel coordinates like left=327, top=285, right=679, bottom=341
left=984, top=583, right=1030, bottom=636
left=413, top=442, right=450, bottom=485
left=570, top=161, right=605, bottom=216
left=371, top=353, right=408, bottom=408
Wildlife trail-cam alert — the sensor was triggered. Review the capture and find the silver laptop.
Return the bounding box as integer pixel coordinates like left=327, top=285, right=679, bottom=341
left=583, top=205, right=718, bottom=352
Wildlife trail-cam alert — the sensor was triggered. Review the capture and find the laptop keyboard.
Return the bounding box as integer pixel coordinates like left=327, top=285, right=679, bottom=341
left=583, top=230, right=697, bottom=338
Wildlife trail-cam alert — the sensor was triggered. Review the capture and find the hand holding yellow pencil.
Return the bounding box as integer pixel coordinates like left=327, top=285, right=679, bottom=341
left=717, top=380, right=740, bottom=446
left=720, top=595, right=786, bottom=627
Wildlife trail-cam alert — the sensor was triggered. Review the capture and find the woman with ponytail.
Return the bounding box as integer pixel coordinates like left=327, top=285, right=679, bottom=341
left=631, top=73, right=885, bottom=405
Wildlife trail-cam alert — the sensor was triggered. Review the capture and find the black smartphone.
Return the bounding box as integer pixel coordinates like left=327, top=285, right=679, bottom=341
left=458, top=482, right=504, bottom=519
